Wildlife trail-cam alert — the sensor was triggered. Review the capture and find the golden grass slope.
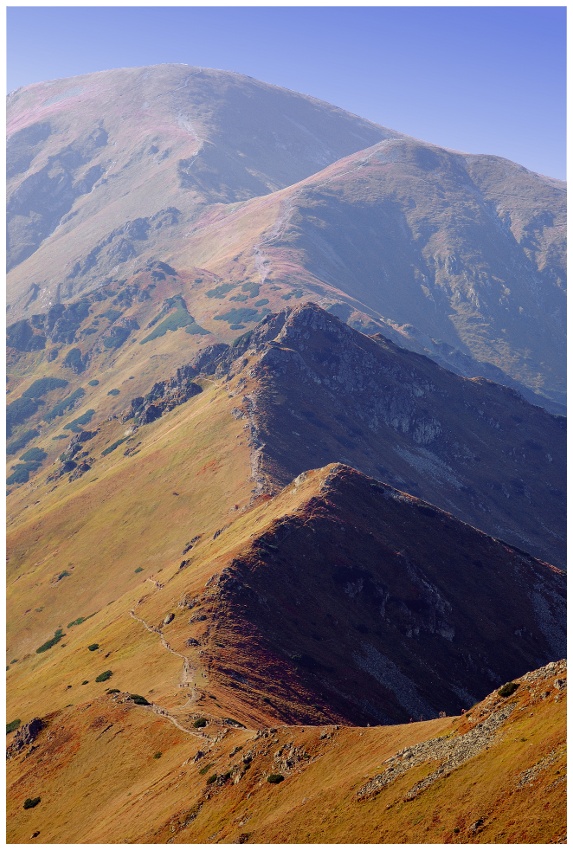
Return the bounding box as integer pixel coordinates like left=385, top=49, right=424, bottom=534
left=6, top=660, right=565, bottom=843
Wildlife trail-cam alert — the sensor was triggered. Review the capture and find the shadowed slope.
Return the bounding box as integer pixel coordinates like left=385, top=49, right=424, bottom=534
left=192, top=463, right=565, bottom=725
left=194, top=303, right=566, bottom=568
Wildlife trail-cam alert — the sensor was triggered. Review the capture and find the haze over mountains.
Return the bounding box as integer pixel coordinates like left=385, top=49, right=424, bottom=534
left=6, top=64, right=566, bottom=844
left=7, top=64, right=566, bottom=409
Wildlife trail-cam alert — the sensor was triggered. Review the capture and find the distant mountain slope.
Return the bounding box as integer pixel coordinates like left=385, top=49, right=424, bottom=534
left=7, top=65, right=565, bottom=408
left=7, top=64, right=392, bottom=309
left=193, top=303, right=566, bottom=568
left=202, top=138, right=565, bottom=404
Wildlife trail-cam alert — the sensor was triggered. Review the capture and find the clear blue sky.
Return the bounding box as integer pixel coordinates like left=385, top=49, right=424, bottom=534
left=7, top=6, right=566, bottom=179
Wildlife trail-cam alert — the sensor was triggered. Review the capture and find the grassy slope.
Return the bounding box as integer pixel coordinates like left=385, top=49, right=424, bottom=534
left=6, top=380, right=251, bottom=712
left=6, top=662, right=565, bottom=843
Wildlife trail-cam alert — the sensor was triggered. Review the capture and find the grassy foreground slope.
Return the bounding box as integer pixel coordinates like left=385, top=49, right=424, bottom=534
left=6, top=660, right=566, bottom=843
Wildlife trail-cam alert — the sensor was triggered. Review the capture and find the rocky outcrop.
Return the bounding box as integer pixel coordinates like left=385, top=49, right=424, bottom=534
left=48, top=430, right=97, bottom=481
left=357, top=659, right=566, bottom=801
left=123, top=366, right=202, bottom=425
left=6, top=717, right=45, bottom=760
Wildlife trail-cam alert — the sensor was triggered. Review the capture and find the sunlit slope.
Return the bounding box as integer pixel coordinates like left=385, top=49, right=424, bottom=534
left=6, top=379, right=251, bottom=662
left=6, top=660, right=566, bottom=843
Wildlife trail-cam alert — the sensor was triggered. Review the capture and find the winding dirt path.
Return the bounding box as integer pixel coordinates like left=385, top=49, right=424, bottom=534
left=128, top=609, right=204, bottom=738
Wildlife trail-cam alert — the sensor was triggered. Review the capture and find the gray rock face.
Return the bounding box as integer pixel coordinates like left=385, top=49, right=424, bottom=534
left=6, top=717, right=45, bottom=760
left=122, top=365, right=203, bottom=425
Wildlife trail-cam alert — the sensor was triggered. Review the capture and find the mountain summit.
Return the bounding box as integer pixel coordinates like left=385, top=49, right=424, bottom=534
left=7, top=65, right=565, bottom=408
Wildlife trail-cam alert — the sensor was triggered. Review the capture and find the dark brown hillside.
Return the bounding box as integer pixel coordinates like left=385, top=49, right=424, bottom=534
left=194, top=302, right=566, bottom=568
left=200, top=464, right=565, bottom=725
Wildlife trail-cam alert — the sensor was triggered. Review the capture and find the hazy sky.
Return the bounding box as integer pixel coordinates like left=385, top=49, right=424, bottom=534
left=7, top=6, right=566, bottom=179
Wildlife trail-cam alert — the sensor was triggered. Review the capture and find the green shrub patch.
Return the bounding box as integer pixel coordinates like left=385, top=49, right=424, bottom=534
left=95, top=670, right=113, bottom=682
left=20, top=447, right=47, bottom=463
left=7, top=429, right=39, bottom=455
left=22, top=377, right=68, bottom=398
left=206, top=283, right=236, bottom=298
left=36, top=628, right=65, bottom=654
left=6, top=396, right=41, bottom=437
left=44, top=388, right=85, bottom=421
left=102, top=437, right=128, bottom=456
left=64, top=409, right=95, bottom=432
left=6, top=719, right=21, bottom=734
left=129, top=694, right=151, bottom=706
left=7, top=462, right=41, bottom=486
left=498, top=682, right=519, bottom=698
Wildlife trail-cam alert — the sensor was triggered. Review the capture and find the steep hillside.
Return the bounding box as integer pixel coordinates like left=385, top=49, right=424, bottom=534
left=7, top=64, right=392, bottom=312
left=192, top=303, right=566, bottom=568
left=7, top=65, right=565, bottom=408
left=259, top=139, right=566, bottom=404
left=6, top=658, right=566, bottom=843
left=166, top=463, right=565, bottom=725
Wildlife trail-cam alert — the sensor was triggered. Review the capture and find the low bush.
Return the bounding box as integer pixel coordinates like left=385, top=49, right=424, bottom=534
left=214, top=307, right=260, bottom=325
left=88, top=379, right=100, bottom=386
left=6, top=396, right=41, bottom=437
left=267, top=774, right=285, bottom=784
left=6, top=719, right=21, bottom=734
left=6, top=429, right=39, bottom=455
left=62, top=347, right=86, bottom=372
left=498, top=682, right=519, bottom=698
left=67, top=617, right=85, bottom=628
left=95, top=670, right=113, bottom=682
left=87, top=643, right=100, bottom=652
left=129, top=694, right=150, bottom=706
left=64, top=409, right=95, bottom=432
left=141, top=307, right=207, bottom=343
left=44, top=387, right=85, bottom=421
left=22, top=377, right=68, bottom=398
left=206, top=774, right=218, bottom=785
left=102, top=437, right=127, bottom=457
left=107, top=388, right=120, bottom=396
left=103, top=326, right=131, bottom=349
left=7, top=462, right=40, bottom=485
left=36, top=628, right=65, bottom=654
left=23, top=797, right=41, bottom=810
left=193, top=717, right=207, bottom=728
left=206, top=283, right=236, bottom=298
left=153, top=752, right=162, bottom=759
left=19, top=447, right=47, bottom=463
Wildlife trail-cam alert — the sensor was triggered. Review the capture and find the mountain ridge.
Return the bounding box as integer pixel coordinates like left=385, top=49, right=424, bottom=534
left=7, top=64, right=565, bottom=409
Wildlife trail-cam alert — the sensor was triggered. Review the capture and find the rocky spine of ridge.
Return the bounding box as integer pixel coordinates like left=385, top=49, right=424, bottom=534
left=189, top=302, right=566, bottom=568
left=189, top=463, right=565, bottom=726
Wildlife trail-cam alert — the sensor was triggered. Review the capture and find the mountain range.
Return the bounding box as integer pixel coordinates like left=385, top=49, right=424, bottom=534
left=6, top=65, right=566, bottom=844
